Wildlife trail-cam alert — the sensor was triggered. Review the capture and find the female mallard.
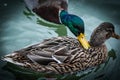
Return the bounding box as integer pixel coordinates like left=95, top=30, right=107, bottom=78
left=2, top=22, right=120, bottom=74
left=24, top=0, right=89, bottom=49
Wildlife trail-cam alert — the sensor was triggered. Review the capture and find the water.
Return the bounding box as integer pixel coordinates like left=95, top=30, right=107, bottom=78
left=0, top=0, right=120, bottom=80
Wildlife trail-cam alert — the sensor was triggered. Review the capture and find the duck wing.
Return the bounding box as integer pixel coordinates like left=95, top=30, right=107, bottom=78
left=2, top=37, right=82, bottom=66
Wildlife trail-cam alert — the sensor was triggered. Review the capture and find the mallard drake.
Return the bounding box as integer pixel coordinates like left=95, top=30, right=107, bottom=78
left=59, top=10, right=90, bottom=49
left=24, top=0, right=68, bottom=24
left=2, top=22, right=120, bottom=74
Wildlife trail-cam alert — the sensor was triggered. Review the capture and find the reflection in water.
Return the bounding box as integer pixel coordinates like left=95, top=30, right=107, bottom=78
left=23, top=7, right=35, bottom=20
left=0, top=0, right=120, bottom=80
left=36, top=18, right=67, bottom=36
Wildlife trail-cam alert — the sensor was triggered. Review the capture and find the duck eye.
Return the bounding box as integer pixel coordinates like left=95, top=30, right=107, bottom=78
left=106, top=33, right=110, bottom=38
left=106, top=32, right=113, bottom=38
left=106, top=28, right=114, bottom=33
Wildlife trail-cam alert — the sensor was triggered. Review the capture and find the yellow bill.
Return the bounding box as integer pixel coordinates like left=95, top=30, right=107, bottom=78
left=77, top=33, right=90, bottom=49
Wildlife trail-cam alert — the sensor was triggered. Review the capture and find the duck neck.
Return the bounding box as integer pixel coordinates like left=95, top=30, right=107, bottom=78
left=89, top=36, right=106, bottom=47
left=89, top=27, right=109, bottom=47
left=90, top=42, right=105, bottom=47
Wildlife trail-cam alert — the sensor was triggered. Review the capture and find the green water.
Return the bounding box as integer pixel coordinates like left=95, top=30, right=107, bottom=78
left=0, top=0, right=120, bottom=80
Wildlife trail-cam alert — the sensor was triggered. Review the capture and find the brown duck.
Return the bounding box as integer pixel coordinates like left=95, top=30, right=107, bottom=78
left=24, top=0, right=68, bottom=24
left=2, top=22, right=120, bottom=74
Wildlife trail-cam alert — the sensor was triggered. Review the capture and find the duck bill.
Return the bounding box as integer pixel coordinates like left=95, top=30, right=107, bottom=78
left=77, top=33, right=90, bottom=49
left=112, top=33, right=120, bottom=39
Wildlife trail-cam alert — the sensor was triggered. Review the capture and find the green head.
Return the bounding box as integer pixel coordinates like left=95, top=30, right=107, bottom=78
left=60, top=10, right=84, bottom=36
left=60, top=10, right=90, bottom=49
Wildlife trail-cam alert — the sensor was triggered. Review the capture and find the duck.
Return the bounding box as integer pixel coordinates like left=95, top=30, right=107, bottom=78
left=2, top=22, right=120, bottom=74
left=24, top=0, right=68, bottom=24
left=24, top=0, right=90, bottom=49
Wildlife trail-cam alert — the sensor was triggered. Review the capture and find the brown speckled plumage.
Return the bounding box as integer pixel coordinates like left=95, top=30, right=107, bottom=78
left=2, top=22, right=120, bottom=74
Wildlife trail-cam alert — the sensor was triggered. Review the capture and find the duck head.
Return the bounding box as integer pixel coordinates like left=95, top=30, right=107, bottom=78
left=60, top=10, right=90, bottom=49
left=90, top=22, right=120, bottom=47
